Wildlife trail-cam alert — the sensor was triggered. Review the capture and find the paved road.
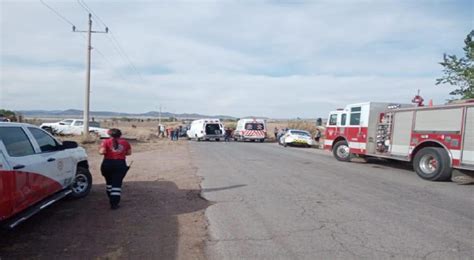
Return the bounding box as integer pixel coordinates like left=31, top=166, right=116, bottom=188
left=190, top=142, right=474, bottom=260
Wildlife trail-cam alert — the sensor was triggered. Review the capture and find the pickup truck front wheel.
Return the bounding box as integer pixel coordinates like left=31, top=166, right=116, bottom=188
left=69, top=166, right=92, bottom=199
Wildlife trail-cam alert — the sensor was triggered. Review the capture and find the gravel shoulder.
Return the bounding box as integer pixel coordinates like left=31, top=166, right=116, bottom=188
left=0, top=139, right=209, bottom=260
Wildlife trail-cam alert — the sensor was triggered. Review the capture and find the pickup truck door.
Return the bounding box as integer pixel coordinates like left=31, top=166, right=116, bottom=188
left=0, top=126, right=49, bottom=217
left=27, top=127, right=74, bottom=191
left=70, top=120, right=84, bottom=135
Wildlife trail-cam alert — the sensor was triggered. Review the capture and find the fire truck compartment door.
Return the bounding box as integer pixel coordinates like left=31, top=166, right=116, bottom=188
left=414, top=108, right=463, bottom=132
left=461, top=107, right=474, bottom=165
left=390, top=111, right=413, bottom=156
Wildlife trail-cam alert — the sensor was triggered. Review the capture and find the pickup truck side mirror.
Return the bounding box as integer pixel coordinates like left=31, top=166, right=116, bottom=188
left=61, top=141, right=78, bottom=149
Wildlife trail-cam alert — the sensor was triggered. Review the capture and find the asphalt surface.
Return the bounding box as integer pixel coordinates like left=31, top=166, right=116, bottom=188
left=190, top=142, right=474, bottom=260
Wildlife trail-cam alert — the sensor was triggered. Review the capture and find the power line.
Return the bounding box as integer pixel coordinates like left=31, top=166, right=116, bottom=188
left=77, top=0, right=146, bottom=82
left=40, top=0, right=76, bottom=27
left=78, top=0, right=107, bottom=29
left=75, top=0, right=90, bottom=16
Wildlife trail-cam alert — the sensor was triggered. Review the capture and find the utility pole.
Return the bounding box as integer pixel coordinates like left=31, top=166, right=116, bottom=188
left=158, top=105, right=162, bottom=126
left=73, top=13, right=108, bottom=137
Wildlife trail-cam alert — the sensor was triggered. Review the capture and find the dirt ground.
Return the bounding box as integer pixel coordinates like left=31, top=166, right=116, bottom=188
left=0, top=138, right=210, bottom=260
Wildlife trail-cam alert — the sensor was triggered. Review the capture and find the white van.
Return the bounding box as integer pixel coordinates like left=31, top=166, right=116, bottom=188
left=187, top=119, right=225, bottom=141
left=233, top=118, right=266, bottom=142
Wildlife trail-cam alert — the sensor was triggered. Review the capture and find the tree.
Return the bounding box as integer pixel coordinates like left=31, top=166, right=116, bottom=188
left=0, top=109, right=18, bottom=121
left=436, top=30, right=474, bottom=99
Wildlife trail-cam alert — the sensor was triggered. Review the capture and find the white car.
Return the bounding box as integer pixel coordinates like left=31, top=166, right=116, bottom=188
left=280, top=129, right=315, bottom=147
left=40, top=119, right=110, bottom=138
left=0, top=122, right=92, bottom=228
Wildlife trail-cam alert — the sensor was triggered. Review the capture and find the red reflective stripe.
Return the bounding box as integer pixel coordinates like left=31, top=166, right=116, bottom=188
left=243, top=130, right=265, bottom=137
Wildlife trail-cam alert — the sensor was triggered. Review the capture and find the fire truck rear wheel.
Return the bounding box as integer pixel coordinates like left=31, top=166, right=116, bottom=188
left=333, top=141, right=351, bottom=162
left=413, top=147, right=452, bottom=181
left=69, top=166, right=92, bottom=199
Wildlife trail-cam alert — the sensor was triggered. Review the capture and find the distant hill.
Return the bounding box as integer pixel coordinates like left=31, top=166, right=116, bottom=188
left=16, top=109, right=236, bottom=120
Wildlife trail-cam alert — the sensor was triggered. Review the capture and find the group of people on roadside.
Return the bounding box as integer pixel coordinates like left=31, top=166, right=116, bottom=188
left=157, top=124, right=185, bottom=141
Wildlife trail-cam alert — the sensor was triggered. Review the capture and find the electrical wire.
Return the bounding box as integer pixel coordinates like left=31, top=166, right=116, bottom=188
left=76, top=0, right=146, bottom=82
left=40, top=0, right=76, bottom=27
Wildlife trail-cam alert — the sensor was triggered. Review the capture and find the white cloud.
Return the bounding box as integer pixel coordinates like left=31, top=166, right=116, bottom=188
left=0, top=0, right=471, bottom=118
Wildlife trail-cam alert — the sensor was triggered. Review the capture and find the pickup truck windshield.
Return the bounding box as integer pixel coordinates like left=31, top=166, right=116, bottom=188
left=61, top=120, right=74, bottom=125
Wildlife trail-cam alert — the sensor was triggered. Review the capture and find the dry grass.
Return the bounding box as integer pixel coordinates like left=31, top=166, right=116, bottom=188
left=287, top=120, right=326, bottom=138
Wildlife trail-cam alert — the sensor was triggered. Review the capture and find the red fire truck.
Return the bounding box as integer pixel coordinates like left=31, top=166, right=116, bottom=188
left=324, top=100, right=474, bottom=181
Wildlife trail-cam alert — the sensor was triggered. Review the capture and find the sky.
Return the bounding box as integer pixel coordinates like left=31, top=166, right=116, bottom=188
left=0, top=0, right=472, bottom=118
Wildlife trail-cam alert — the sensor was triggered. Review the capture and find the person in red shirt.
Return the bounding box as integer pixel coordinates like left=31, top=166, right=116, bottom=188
left=99, top=128, right=132, bottom=209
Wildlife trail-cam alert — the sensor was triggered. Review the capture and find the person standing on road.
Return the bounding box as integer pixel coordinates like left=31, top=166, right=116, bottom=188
left=315, top=129, right=322, bottom=148
left=274, top=127, right=279, bottom=141
left=99, top=128, right=132, bottom=210
left=174, top=126, right=180, bottom=140
left=225, top=128, right=232, bottom=142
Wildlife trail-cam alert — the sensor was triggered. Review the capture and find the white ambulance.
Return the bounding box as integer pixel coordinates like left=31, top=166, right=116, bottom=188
left=233, top=118, right=267, bottom=142
left=187, top=119, right=225, bottom=141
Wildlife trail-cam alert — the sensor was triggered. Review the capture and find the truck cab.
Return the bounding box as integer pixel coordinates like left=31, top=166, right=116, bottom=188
left=0, top=123, right=92, bottom=228
left=324, top=102, right=401, bottom=161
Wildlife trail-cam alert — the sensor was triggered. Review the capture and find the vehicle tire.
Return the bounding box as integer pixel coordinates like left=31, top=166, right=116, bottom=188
left=413, top=147, right=452, bottom=181
left=69, top=166, right=92, bottom=199
left=197, top=138, right=202, bottom=142
left=234, top=138, right=238, bottom=141
left=283, top=141, right=288, bottom=147
left=333, top=140, right=351, bottom=162
left=259, top=139, right=264, bottom=143
left=216, top=139, right=220, bottom=142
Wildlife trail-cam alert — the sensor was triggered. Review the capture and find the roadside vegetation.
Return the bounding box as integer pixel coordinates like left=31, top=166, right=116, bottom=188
left=437, top=30, right=474, bottom=99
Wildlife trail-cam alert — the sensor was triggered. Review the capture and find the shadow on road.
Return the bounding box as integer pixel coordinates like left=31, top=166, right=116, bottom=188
left=0, top=180, right=210, bottom=259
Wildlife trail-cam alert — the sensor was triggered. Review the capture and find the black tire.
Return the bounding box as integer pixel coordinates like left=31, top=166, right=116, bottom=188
left=283, top=141, right=288, bottom=147
left=259, top=139, right=265, bottom=143
left=333, top=140, right=351, bottom=162
left=216, top=139, right=220, bottom=142
left=69, top=166, right=92, bottom=199
left=413, top=147, right=452, bottom=181
left=234, top=137, right=238, bottom=141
